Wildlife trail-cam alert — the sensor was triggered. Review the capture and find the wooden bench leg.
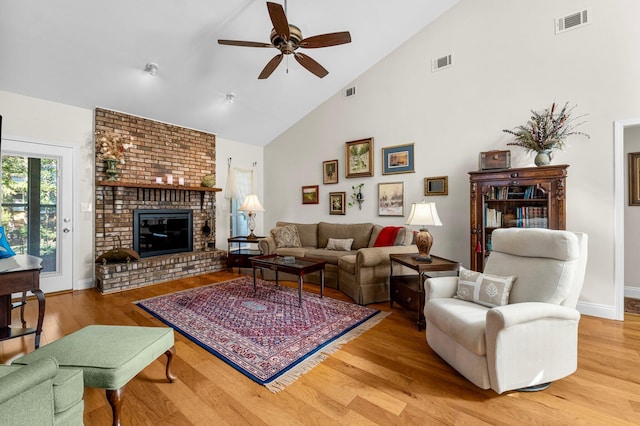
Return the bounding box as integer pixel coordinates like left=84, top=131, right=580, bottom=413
left=106, top=387, right=124, bottom=426
left=165, top=346, right=177, bottom=382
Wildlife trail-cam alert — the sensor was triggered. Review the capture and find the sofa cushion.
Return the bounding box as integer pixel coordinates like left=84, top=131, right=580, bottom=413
left=318, top=222, right=373, bottom=250
left=326, top=238, right=354, bottom=251
left=276, top=222, right=318, bottom=247
left=456, top=266, right=515, bottom=308
left=271, top=224, right=301, bottom=248
left=373, top=226, right=402, bottom=247
left=425, top=298, right=489, bottom=356
left=305, top=248, right=356, bottom=265
left=369, top=225, right=411, bottom=247
left=274, top=247, right=313, bottom=257
left=338, top=254, right=356, bottom=274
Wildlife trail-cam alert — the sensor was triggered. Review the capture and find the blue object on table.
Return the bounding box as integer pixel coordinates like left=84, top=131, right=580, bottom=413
left=0, top=226, right=16, bottom=259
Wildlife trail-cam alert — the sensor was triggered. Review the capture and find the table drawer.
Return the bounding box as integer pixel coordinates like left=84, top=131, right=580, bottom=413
left=390, top=275, right=422, bottom=311
left=1, top=270, right=40, bottom=293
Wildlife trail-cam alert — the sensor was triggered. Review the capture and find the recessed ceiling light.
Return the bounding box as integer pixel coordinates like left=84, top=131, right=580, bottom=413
left=225, top=93, right=236, bottom=104
left=144, top=63, right=158, bottom=75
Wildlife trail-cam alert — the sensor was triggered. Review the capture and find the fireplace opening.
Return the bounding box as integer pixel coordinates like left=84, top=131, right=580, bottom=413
left=133, top=209, right=193, bottom=258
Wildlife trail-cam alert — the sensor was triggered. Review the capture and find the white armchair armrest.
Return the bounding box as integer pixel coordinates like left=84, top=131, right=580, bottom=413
left=424, top=276, right=458, bottom=300
left=485, top=302, right=581, bottom=393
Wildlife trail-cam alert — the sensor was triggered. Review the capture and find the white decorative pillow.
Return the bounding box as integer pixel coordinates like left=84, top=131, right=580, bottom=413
left=271, top=225, right=302, bottom=248
left=456, top=266, right=515, bottom=307
left=326, top=238, right=354, bottom=251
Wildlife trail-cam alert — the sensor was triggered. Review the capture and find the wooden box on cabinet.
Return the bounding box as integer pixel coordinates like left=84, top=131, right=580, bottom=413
left=468, top=164, right=568, bottom=272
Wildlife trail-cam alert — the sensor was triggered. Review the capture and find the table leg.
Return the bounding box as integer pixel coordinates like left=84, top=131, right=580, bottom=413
left=33, top=289, right=46, bottom=349
left=275, top=269, right=279, bottom=287
left=19, top=291, right=27, bottom=328
left=389, top=262, right=394, bottom=308
left=320, top=269, right=324, bottom=299
left=298, top=274, right=303, bottom=307
left=253, top=266, right=257, bottom=294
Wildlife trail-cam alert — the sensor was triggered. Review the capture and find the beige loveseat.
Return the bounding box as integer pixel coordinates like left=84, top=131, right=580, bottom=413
left=258, top=221, right=418, bottom=304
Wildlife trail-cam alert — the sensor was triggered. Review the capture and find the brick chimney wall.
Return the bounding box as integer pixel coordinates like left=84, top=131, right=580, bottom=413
left=94, top=108, right=224, bottom=292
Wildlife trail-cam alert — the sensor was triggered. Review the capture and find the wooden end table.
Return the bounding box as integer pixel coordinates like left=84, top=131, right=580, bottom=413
left=250, top=254, right=327, bottom=307
left=227, top=236, right=264, bottom=272
left=0, top=255, right=45, bottom=348
left=389, top=253, right=459, bottom=331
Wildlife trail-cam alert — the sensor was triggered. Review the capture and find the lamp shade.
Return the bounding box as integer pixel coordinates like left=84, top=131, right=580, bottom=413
left=406, top=202, right=442, bottom=227
left=239, top=194, right=265, bottom=212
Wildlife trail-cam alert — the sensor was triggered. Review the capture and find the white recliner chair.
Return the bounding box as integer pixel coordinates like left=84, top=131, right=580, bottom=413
left=424, top=228, right=588, bottom=394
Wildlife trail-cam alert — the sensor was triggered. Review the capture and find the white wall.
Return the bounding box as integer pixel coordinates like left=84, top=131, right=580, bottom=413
left=1, top=90, right=261, bottom=287
left=624, top=125, right=640, bottom=298
left=264, top=0, right=640, bottom=317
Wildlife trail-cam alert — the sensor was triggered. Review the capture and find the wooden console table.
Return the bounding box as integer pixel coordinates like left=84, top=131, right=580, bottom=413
left=0, top=255, right=45, bottom=348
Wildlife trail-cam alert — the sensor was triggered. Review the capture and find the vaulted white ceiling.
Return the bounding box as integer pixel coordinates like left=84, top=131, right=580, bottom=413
left=0, top=0, right=459, bottom=146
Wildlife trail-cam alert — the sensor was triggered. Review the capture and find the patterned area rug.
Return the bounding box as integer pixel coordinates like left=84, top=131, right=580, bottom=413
left=136, top=276, right=387, bottom=392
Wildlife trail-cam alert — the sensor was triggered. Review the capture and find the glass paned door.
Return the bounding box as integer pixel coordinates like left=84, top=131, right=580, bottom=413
left=1, top=155, right=58, bottom=272
left=1, top=138, right=73, bottom=293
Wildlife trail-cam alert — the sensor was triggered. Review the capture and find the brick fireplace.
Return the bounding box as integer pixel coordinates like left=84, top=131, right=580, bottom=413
left=94, top=108, right=225, bottom=293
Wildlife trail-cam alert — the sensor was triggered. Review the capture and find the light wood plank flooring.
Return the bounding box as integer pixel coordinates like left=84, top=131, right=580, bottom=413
left=2, top=271, right=640, bottom=425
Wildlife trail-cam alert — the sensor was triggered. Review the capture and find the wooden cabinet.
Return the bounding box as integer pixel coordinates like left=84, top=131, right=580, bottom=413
left=469, top=165, right=568, bottom=272
left=227, top=236, right=263, bottom=272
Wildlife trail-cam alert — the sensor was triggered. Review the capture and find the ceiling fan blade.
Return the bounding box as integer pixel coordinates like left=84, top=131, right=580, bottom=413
left=267, top=2, right=290, bottom=41
left=299, top=32, right=352, bottom=48
left=258, top=54, right=284, bottom=79
left=294, top=52, right=329, bottom=78
left=218, top=40, right=273, bottom=48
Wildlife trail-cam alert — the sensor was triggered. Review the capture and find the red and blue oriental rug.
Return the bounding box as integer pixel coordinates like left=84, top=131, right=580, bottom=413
left=135, top=276, right=387, bottom=392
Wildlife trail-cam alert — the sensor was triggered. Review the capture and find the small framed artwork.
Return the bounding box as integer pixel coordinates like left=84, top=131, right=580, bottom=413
left=378, top=182, right=404, bottom=216
left=629, top=153, right=640, bottom=205
left=382, top=143, right=415, bottom=175
left=345, top=138, right=374, bottom=178
left=329, top=192, right=346, bottom=215
left=424, top=176, right=448, bottom=196
left=302, top=185, right=319, bottom=204
left=323, top=159, right=339, bottom=184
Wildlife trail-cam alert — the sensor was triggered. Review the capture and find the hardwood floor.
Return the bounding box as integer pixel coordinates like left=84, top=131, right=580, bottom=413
left=2, top=271, right=640, bottom=425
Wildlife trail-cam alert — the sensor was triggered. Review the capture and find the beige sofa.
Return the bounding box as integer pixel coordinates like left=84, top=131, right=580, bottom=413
left=257, top=221, right=417, bottom=305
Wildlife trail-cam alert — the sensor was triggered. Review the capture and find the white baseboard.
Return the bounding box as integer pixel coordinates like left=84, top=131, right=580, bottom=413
left=75, top=278, right=95, bottom=291
left=576, top=301, right=618, bottom=320
left=624, top=286, right=640, bottom=299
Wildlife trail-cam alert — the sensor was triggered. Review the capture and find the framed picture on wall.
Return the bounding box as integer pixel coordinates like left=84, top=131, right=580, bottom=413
left=323, top=159, right=339, bottom=184
left=382, top=143, right=414, bottom=175
left=302, top=185, right=319, bottom=204
left=629, top=153, right=640, bottom=205
left=345, top=138, right=374, bottom=178
left=424, top=176, right=449, bottom=196
left=378, top=182, right=404, bottom=216
left=329, top=192, right=346, bottom=215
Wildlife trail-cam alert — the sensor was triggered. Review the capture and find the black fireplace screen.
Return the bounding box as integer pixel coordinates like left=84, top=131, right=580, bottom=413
left=133, top=209, right=193, bottom=258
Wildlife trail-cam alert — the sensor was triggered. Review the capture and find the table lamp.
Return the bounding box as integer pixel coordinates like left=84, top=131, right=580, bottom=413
left=239, top=194, right=265, bottom=240
left=406, top=201, right=442, bottom=262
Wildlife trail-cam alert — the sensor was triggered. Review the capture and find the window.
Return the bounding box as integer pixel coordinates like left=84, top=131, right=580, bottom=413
left=225, top=166, right=253, bottom=238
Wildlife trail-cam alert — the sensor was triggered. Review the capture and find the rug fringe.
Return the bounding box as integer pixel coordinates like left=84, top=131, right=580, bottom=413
left=264, top=311, right=391, bottom=393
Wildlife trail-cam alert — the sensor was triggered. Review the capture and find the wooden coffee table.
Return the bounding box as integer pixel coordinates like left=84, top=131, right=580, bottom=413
left=250, top=254, right=327, bottom=307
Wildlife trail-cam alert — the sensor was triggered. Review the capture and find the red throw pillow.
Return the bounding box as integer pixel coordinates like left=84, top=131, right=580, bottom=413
left=374, top=226, right=402, bottom=247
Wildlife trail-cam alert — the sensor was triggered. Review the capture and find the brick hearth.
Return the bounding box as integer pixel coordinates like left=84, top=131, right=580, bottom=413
left=94, top=108, right=225, bottom=293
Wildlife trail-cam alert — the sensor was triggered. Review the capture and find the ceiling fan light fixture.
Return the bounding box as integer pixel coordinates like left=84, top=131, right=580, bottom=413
left=144, top=63, right=158, bottom=75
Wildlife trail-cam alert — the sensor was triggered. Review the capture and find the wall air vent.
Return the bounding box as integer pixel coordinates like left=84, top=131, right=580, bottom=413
left=556, top=9, right=590, bottom=34
left=432, top=54, right=453, bottom=72
left=343, top=86, right=357, bottom=99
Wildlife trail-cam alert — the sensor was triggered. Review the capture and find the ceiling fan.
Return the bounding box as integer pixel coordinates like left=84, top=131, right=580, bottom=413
left=218, top=1, right=351, bottom=79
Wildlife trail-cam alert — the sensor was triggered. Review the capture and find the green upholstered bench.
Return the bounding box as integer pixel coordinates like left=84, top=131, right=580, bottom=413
left=13, top=325, right=176, bottom=426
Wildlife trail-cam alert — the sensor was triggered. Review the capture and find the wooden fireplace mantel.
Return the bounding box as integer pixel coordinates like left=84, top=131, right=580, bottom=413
left=97, top=180, right=222, bottom=210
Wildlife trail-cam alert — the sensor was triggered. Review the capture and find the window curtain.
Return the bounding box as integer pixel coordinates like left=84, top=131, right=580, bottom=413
left=224, top=166, right=253, bottom=203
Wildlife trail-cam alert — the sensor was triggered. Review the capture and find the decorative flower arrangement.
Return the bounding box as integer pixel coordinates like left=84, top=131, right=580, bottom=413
left=503, top=101, right=590, bottom=154
left=96, top=131, right=133, bottom=164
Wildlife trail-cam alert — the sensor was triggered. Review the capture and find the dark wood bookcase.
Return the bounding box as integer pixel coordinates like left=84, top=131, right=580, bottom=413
left=468, top=164, right=568, bottom=272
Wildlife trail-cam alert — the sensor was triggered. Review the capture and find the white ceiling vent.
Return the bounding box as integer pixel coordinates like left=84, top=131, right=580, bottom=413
left=343, top=86, right=357, bottom=99
left=432, top=54, right=453, bottom=72
left=556, top=9, right=590, bottom=34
